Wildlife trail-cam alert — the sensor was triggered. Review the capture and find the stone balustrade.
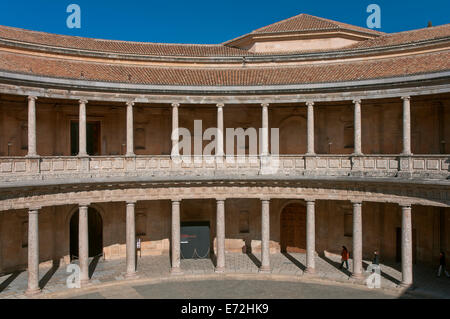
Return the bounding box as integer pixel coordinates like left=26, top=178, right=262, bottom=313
left=0, top=155, right=448, bottom=183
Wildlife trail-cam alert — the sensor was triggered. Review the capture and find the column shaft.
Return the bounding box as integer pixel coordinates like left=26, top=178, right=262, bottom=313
left=171, top=200, right=182, bottom=273
left=305, top=200, right=316, bottom=274
left=351, top=202, right=363, bottom=279
left=126, top=202, right=137, bottom=277
left=27, top=96, right=37, bottom=157
left=26, top=209, right=40, bottom=294
left=260, top=199, right=271, bottom=272
left=402, top=97, right=412, bottom=155
left=217, top=104, right=224, bottom=157
left=353, top=100, right=362, bottom=155
left=261, top=104, right=269, bottom=156
left=78, top=100, right=88, bottom=156
left=171, top=103, right=180, bottom=157
left=215, top=199, right=225, bottom=272
left=306, top=102, right=315, bottom=155
left=78, top=205, right=89, bottom=285
left=126, top=101, right=135, bottom=156
left=401, top=205, right=413, bottom=287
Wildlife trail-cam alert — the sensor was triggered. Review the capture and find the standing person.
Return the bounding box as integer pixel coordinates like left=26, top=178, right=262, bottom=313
left=373, top=250, right=379, bottom=265
left=437, top=251, right=450, bottom=277
left=339, top=246, right=349, bottom=270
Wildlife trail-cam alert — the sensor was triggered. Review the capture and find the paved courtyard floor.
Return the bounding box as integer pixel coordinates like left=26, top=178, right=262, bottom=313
left=0, top=253, right=449, bottom=299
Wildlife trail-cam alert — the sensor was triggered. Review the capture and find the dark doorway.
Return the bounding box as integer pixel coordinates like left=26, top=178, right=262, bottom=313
left=180, top=221, right=210, bottom=259
left=70, top=207, right=103, bottom=260
left=280, top=203, right=306, bottom=253
left=395, top=227, right=417, bottom=264
left=70, top=121, right=101, bottom=156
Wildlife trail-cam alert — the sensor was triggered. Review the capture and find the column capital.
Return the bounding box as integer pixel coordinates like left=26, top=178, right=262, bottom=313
left=79, top=99, right=88, bottom=105
left=78, top=202, right=90, bottom=208
left=399, top=203, right=412, bottom=209
left=28, top=208, right=40, bottom=214
left=216, top=103, right=225, bottom=108
left=28, top=95, right=38, bottom=102
left=171, top=102, right=180, bottom=108
left=126, top=201, right=137, bottom=206
left=260, top=197, right=271, bottom=202
left=401, top=96, right=411, bottom=101
left=171, top=199, right=181, bottom=204
left=261, top=103, right=269, bottom=108
left=351, top=200, right=363, bottom=205
left=126, top=100, right=135, bottom=107
left=352, top=99, right=361, bottom=105
left=216, top=197, right=226, bottom=202
left=304, top=198, right=316, bottom=203
left=306, top=101, right=314, bottom=107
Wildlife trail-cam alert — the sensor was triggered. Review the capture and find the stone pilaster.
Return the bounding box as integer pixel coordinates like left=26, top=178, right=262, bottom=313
left=401, top=96, right=412, bottom=155
left=351, top=201, right=363, bottom=279
left=125, top=201, right=137, bottom=278
left=353, top=99, right=362, bottom=155
left=305, top=199, right=316, bottom=274
left=259, top=198, right=271, bottom=273
left=171, top=103, right=180, bottom=157
left=215, top=199, right=225, bottom=272
left=216, top=103, right=224, bottom=157
left=261, top=103, right=269, bottom=156
left=78, top=204, right=89, bottom=286
left=25, top=208, right=40, bottom=295
left=27, top=96, right=38, bottom=157
left=171, top=199, right=182, bottom=274
left=126, top=101, right=135, bottom=157
left=400, top=204, right=413, bottom=288
left=306, top=101, right=315, bottom=155
left=78, top=100, right=88, bottom=157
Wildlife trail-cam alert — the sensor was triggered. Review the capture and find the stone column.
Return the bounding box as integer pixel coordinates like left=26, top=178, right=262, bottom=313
left=126, top=101, right=135, bottom=156
left=78, top=204, right=89, bottom=286
left=78, top=100, right=88, bottom=157
left=25, top=208, right=40, bottom=295
left=261, top=103, right=269, bottom=156
left=215, top=199, right=225, bottom=272
left=171, top=103, right=180, bottom=157
left=353, top=99, right=362, bottom=155
left=126, top=201, right=137, bottom=278
left=401, top=96, right=412, bottom=155
left=306, top=101, right=315, bottom=155
left=259, top=199, right=271, bottom=273
left=27, top=96, right=38, bottom=157
left=400, top=204, right=413, bottom=287
left=216, top=103, right=224, bottom=157
left=351, top=201, right=363, bottom=279
left=305, top=200, right=316, bottom=274
left=171, top=199, right=182, bottom=273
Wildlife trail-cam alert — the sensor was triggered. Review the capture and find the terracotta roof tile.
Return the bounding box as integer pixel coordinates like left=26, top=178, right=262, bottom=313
left=0, top=50, right=448, bottom=86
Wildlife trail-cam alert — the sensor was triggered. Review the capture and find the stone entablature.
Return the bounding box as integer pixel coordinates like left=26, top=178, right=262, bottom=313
left=0, top=155, right=448, bottom=183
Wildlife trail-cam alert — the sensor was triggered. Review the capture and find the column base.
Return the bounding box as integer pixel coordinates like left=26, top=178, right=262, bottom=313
left=304, top=267, right=316, bottom=275
left=80, top=279, right=91, bottom=287
left=399, top=282, right=414, bottom=289
left=170, top=267, right=183, bottom=275
left=215, top=267, right=225, bottom=273
left=125, top=271, right=139, bottom=279
left=125, top=153, right=136, bottom=157
left=350, top=273, right=364, bottom=280
left=258, top=266, right=271, bottom=274
left=25, top=287, right=41, bottom=296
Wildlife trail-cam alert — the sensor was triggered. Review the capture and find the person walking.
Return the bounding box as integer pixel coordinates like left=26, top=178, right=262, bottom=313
left=373, top=250, right=379, bottom=265
left=437, top=251, right=450, bottom=277
left=339, top=246, right=349, bottom=270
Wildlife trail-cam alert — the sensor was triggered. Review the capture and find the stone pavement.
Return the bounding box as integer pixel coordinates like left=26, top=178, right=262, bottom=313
left=0, top=253, right=449, bottom=299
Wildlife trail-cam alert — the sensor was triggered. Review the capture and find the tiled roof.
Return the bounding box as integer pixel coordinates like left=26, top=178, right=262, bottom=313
left=0, top=50, right=448, bottom=86
left=0, top=25, right=252, bottom=57
left=251, top=13, right=384, bottom=36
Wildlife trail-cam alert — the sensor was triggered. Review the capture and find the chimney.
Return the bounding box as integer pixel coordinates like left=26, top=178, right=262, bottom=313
left=427, top=21, right=432, bottom=27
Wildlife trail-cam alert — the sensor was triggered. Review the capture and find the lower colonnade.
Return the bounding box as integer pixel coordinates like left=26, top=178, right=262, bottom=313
left=23, top=196, right=416, bottom=295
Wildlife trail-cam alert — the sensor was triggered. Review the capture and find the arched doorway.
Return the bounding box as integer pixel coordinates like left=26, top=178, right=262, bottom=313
left=70, top=207, right=103, bottom=260
left=280, top=203, right=306, bottom=253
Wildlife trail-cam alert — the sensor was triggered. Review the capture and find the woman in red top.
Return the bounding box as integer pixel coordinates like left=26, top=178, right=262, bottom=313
left=339, top=246, right=349, bottom=270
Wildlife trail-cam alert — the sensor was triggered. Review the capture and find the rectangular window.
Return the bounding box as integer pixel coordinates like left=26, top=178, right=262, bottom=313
left=344, top=213, right=352, bottom=237
left=21, top=221, right=28, bottom=248
left=239, top=210, right=250, bottom=233
left=344, top=123, right=354, bottom=149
